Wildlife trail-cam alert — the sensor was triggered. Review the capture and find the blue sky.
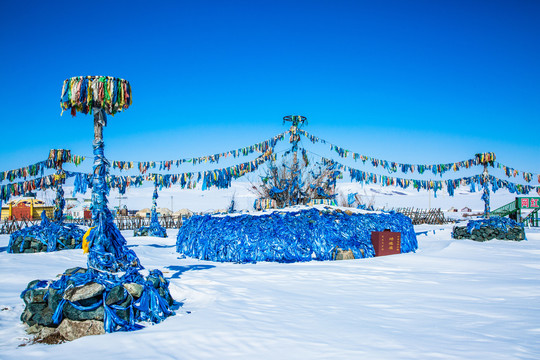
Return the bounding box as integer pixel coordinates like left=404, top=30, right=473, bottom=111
left=0, top=0, right=539, bottom=178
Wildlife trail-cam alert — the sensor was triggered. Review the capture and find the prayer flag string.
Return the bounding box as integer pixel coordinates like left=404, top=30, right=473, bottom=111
left=109, top=132, right=288, bottom=173
left=0, top=152, right=85, bottom=183
left=3, top=150, right=538, bottom=205
left=320, top=158, right=540, bottom=198
left=300, top=129, right=506, bottom=177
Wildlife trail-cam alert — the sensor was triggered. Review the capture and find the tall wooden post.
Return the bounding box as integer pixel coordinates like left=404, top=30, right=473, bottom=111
left=61, top=76, right=140, bottom=272
left=482, top=163, right=490, bottom=218
left=476, top=152, right=495, bottom=219
left=283, top=115, right=307, bottom=206
left=91, top=108, right=108, bottom=228
left=48, top=149, right=69, bottom=223
left=53, top=160, right=65, bottom=222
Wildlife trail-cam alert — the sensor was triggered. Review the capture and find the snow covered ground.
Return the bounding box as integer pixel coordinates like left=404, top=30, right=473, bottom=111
left=1, top=225, right=539, bottom=359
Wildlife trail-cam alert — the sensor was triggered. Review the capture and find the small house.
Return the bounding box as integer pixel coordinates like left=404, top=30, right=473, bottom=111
left=1, top=198, right=54, bottom=220
left=68, top=204, right=92, bottom=220
left=173, top=208, right=193, bottom=219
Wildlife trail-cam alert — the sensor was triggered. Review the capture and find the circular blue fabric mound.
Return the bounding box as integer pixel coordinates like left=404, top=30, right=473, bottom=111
left=176, top=207, right=417, bottom=263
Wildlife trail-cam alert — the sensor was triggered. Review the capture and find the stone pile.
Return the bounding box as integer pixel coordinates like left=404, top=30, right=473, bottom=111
left=10, top=234, right=81, bottom=253
left=452, top=217, right=525, bottom=242
left=8, top=212, right=85, bottom=254
left=133, top=227, right=150, bottom=236
left=21, top=267, right=175, bottom=343
left=134, top=223, right=168, bottom=238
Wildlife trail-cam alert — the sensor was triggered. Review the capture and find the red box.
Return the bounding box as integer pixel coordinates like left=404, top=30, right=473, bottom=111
left=371, top=230, right=401, bottom=256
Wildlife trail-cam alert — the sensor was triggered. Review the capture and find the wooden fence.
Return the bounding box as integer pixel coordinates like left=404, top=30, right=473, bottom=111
left=392, top=208, right=449, bottom=225
left=0, top=215, right=185, bottom=235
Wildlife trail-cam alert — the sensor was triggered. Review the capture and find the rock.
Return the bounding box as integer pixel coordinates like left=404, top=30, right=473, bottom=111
left=33, top=307, right=55, bottom=327
left=158, top=287, right=174, bottom=306
left=12, top=243, right=21, bottom=253
left=334, top=248, right=355, bottom=260
left=25, top=324, right=41, bottom=335
left=27, top=302, right=47, bottom=315
left=63, top=282, right=105, bottom=302
left=106, top=285, right=127, bottom=306
left=36, top=326, right=58, bottom=340
left=124, top=283, right=144, bottom=298
left=21, top=302, right=48, bottom=326
left=37, top=330, right=66, bottom=344
left=26, top=279, right=43, bottom=290
left=21, top=308, right=35, bottom=325
left=114, top=296, right=133, bottom=322
left=63, top=302, right=104, bottom=321
left=64, top=267, right=87, bottom=277
left=27, top=324, right=59, bottom=341
left=57, top=319, right=104, bottom=341
left=47, top=288, right=63, bottom=312
left=77, top=294, right=102, bottom=307
left=23, top=288, right=48, bottom=305
left=147, top=276, right=161, bottom=289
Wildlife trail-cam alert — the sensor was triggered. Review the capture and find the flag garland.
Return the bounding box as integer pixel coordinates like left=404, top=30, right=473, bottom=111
left=0, top=161, right=46, bottom=183
left=110, top=132, right=288, bottom=173
left=302, top=128, right=540, bottom=183
left=495, top=162, right=538, bottom=184
left=301, top=129, right=498, bottom=177
left=321, top=158, right=540, bottom=198
left=70, top=149, right=277, bottom=197
left=0, top=153, right=85, bottom=183
left=1, top=173, right=68, bottom=202
left=60, top=76, right=132, bottom=117
left=2, top=128, right=539, bottom=204
left=3, top=146, right=539, bottom=204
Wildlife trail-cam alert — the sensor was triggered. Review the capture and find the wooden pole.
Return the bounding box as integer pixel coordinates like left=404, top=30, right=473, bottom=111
left=94, top=111, right=103, bottom=141
left=483, top=163, right=490, bottom=218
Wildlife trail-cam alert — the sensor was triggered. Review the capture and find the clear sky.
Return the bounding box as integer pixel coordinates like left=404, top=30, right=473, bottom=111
left=0, top=0, right=539, bottom=178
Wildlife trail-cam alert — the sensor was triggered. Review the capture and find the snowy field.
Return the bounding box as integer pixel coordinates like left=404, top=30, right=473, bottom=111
left=1, top=225, right=539, bottom=359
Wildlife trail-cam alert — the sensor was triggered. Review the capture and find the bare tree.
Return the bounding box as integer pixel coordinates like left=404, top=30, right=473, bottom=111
left=251, top=150, right=340, bottom=209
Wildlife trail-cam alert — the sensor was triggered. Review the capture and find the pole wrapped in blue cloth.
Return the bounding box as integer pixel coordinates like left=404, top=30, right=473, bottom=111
left=87, top=133, right=142, bottom=272
left=134, top=181, right=167, bottom=237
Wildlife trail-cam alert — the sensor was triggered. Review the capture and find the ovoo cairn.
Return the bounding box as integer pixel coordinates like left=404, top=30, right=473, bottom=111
left=7, top=150, right=85, bottom=254
left=20, top=76, right=175, bottom=344
left=452, top=216, right=525, bottom=242
left=177, top=206, right=418, bottom=263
